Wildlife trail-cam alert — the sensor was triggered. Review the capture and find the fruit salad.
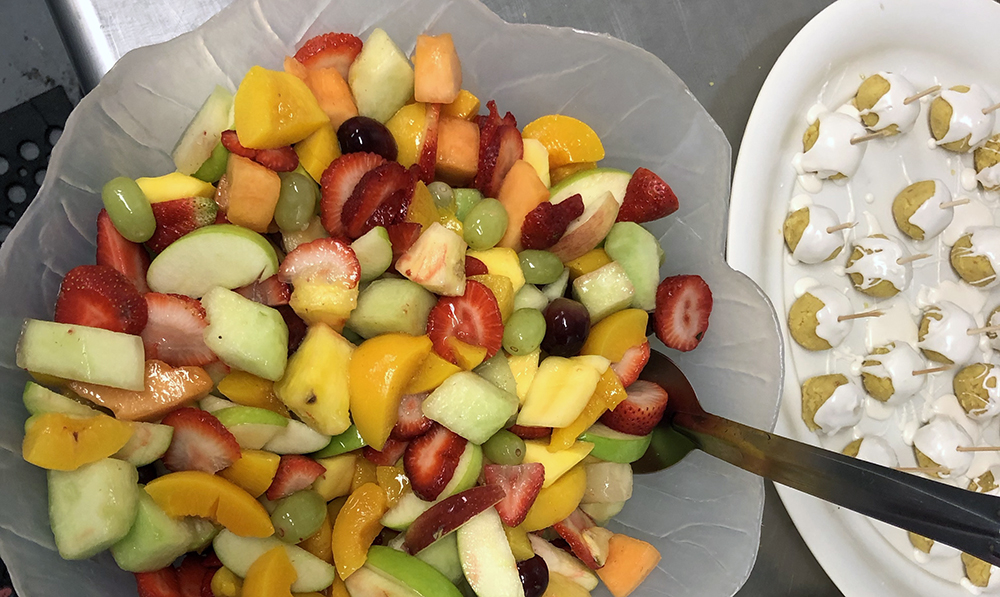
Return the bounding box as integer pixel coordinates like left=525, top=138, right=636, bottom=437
left=14, top=25, right=713, bottom=597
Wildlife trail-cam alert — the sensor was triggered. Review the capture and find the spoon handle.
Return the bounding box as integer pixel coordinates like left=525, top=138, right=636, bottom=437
left=674, top=410, right=1000, bottom=565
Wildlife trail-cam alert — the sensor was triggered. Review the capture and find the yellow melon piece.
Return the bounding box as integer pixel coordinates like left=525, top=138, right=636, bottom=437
left=467, top=247, right=525, bottom=292
left=234, top=66, right=329, bottom=149
left=523, top=439, right=594, bottom=487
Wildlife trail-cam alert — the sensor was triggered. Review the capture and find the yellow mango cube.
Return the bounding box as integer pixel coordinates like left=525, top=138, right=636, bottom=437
left=446, top=337, right=488, bottom=370
left=467, top=248, right=525, bottom=292
left=295, top=122, right=341, bottom=182
left=403, top=352, right=462, bottom=394
left=441, top=89, right=481, bottom=121
left=22, top=412, right=133, bottom=471
left=234, top=65, right=329, bottom=149
left=549, top=368, right=627, bottom=452
left=136, top=172, right=216, bottom=204
left=581, top=308, right=650, bottom=362
left=523, top=439, right=594, bottom=488
left=384, top=103, right=427, bottom=168
left=565, top=249, right=611, bottom=280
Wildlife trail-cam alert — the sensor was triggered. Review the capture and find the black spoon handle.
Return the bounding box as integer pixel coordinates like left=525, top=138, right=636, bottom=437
left=674, top=410, right=1000, bottom=566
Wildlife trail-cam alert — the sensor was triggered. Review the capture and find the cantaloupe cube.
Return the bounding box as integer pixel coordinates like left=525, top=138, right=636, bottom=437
left=413, top=34, right=462, bottom=104
left=306, top=67, right=359, bottom=130
left=435, top=116, right=479, bottom=186
left=283, top=56, right=309, bottom=80
left=496, top=160, right=549, bottom=251
left=226, top=154, right=281, bottom=232
left=595, top=534, right=662, bottom=597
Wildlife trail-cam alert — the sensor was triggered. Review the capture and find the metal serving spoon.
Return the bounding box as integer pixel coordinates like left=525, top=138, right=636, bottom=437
left=633, top=348, right=1000, bottom=566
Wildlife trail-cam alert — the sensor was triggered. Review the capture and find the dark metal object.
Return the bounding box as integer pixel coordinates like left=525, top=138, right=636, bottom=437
left=638, top=349, right=1000, bottom=566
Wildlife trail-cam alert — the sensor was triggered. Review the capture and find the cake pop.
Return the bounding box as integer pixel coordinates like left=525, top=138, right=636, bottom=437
left=853, top=72, right=921, bottom=135
left=800, top=374, right=864, bottom=434
left=917, top=301, right=979, bottom=365
left=892, top=179, right=960, bottom=241
left=788, top=286, right=874, bottom=350
left=953, top=363, right=1000, bottom=419
left=929, top=84, right=996, bottom=153
left=860, top=342, right=927, bottom=404
left=844, top=234, right=917, bottom=298
left=951, top=226, right=1000, bottom=288
left=793, top=111, right=867, bottom=181
left=974, top=135, right=1000, bottom=190
left=782, top=204, right=848, bottom=264
left=911, top=415, right=974, bottom=478
left=843, top=435, right=899, bottom=468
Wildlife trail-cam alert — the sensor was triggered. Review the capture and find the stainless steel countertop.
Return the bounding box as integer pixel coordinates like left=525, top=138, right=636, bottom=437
left=42, top=0, right=844, bottom=594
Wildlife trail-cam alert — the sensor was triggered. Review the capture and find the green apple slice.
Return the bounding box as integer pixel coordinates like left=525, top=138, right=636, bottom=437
left=17, top=319, right=145, bottom=390
left=413, top=532, right=464, bottom=584
left=146, top=225, right=279, bottom=298
left=457, top=508, right=523, bottom=597
left=172, top=85, right=234, bottom=175
left=578, top=423, right=652, bottom=463
left=111, top=489, right=192, bottom=572
left=343, top=565, right=422, bottom=597
left=311, top=424, right=366, bottom=458
left=22, top=381, right=97, bottom=417
left=215, top=405, right=289, bottom=450
left=263, top=419, right=331, bottom=454
left=113, top=421, right=174, bottom=466
left=199, top=394, right=237, bottom=412
left=365, top=546, right=463, bottom=597
left=213, top=529, right=336, bottom=592
left=202, top=287, right=288, bottom=382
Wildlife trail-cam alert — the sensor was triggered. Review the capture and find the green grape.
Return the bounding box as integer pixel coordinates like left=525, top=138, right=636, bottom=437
left=192, top=142, right=229, bottom=183
left=275, top=172, right=318, bottom=232
left=502, top=308, right=546, bottom=355
left=453, top=188, right=483, bottom=221
left=482, top=429, right=526, bottom=465
left=462, top=198, right=508, bottom=250
left=518, top=250, right=564, bottom=285
left=270, top=489, right=327, bottom=544
left=427, top=181, right=455, bottom=210
left=101, top=176, right=156, bottom=243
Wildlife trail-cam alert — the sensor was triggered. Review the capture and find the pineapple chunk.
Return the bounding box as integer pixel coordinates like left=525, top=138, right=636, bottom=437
left=274, top=323, right=353, bottom=435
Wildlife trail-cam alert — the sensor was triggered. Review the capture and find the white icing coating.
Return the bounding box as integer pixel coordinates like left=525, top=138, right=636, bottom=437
left=936, top=85, right=996, bottom=149
left=866, top=300, right=920, bottom=351
left=954, top=226, right=1000, bottom=287
left=845, top=235, right=912, bottom=293
left=925, top=394, right=982, bottom=443
left=859, top=72, right=920, bottom=133
left=906, top=179, right=954, bottom=240
left=808, top=286, right=854, bottom=347
left=912, top=416, right=974, bottom=477
left=861, top=210, right=883, bottom=235
left=918, top=280, right=987, bottom=316
left=979, top=163, right=1000, bottom=190
left=813, top=380, right=864, bottom=433
left=789, top=205, right=846, bottom=264
left=806, top=103, right=827, bottom=124
left=793, top=277, right=821, bottom=299
left=918, top=301, right=979, bottom=365
left=943, top=200, right=995, bottom=246
left=854, top=436, right=898, bottom=468
left=796, top=173, right=823, bottom=194
left=864, top=193, right=875, bottom=204
left=989, top=310, right=1000, bottom=353
left=861, top=342, right=926, bottom=405
left=958, top=365, right=1000, bottom=420
left=913, top=539, right=961, bottom=564
left=794, top=112, right=867, bottom=180
left=788, top=193, right=813, bottom=210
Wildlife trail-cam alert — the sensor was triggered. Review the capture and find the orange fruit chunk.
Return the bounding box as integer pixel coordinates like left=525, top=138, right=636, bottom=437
left=234, top=66, right=329, bottom=149
left=522, top=115, right=605, bottom=170
left=22, top=412, right=133, bottom=471
left=145, top=470, right=274, bottom=537
left=550, top=161, right=597, bottom=186
left=441, top=89, right=481, bottom=120
left=580, top=309, right=650, bottom=362
left=596, top=534, right=663, bottom=597
left=69, top=360, right=212, bottom=422
left=445, top=337, right=489, bottom=370
left=331, top=483, right=388, bottom=580
left=521, top=464, right=586, bottom=532
left=242, top=546, right=297, bottom=597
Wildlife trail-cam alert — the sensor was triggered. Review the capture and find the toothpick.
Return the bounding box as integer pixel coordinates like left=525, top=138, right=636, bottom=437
left=851, top=129, right=893, bottom=145
left=983, top=102, right=1000, bottom=115
left=897, top=253, right=931, bottom=265
left=838, top=309, right=883, bottom=322
left=957, top=446, right=1000, bottom=453
left=896, top=465, right=950, bottom=474
left=826, top=222, right=857, bottom=234
left=939, top=198, right=971, bottom=209
left=967, top=324, right=1000, bottom=336
left=904, top=85, right=941, bottom=105
left=912, top=365, right=952, bottom=376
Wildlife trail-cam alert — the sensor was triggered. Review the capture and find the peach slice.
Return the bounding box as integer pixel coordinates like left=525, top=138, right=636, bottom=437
left=22, top=412, right=133, bottom=471
left=331, top=483, right=388, bottom=580
left=145, top=471, right=274, bottom=537
left=521, top=464, right=587, bottom=532
left=69, top=360, right=213, bottom=422
left=242, top=546, right=297, bottom=597
left=219, top=449, right=281, bottom=498
left=403, top=352, right=462, bottom=394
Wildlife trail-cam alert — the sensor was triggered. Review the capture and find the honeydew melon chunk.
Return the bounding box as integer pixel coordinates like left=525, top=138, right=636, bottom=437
left=352, top=226, right=394, bottom=282
left=172, top=85, right=234, bottom=175
left=48, top=458, right=140, bottom=560
left=186, top=517, right=220, bottom=552
left=541, top=268, right=570, bottom=303
left=22, top=381, right=97, bottom=416
left=603, top=222, right=661, bottom=311
left=347, top=278, right=437, bottom=338
left=16, top=319, right=145, bottom=390
left=111, top=489, right=192, bottom=572
left=213, top=529, right=336, bottom=592
left=202, top=287, right=288, bottom=382
left=422, top=372, right=518, bottom=444
left=474, top=353, right=518, bottom=396
left=349, top=28, right=416, bottom=123
left=571, top=261, right=635, bottom=323
left=113, top=421, right=174, bottom=466
left=146, top=225, right=280, bottom=298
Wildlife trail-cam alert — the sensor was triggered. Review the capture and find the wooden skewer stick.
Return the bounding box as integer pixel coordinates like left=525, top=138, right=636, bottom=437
left=912, top=365, right=952, bottom=376
left=896, top=465, right=950, bottom=474
left=904, top=85, right=941, bottom=105
left=940, top=198, right=971, bottom=209
left=826, top=222, right=857, bottom=234
left=897, top=253, right=931, bottom=265
left=983, top=102, right=1000, bottom=115
left=957, top=446, right=1000, bottom=453
left=967, top=324, right=1000, bottom=336
left=851, top=129, right=894, bottom=145
left=838, top=309, right=883, bottom=322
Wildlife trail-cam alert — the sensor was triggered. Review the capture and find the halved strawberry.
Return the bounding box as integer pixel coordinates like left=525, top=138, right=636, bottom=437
left=294, top=32, right=363, bottom=79
left=476, top=124, right=523, bottom=199
left=235, top=274, right=291, bottom=306
left=600, top=379, right=669, bottom=436
left=552, top=509, right=608, bottom=569
left=148, top=196, right=218, bottom=253
left=220, top=130, right=298, bottom=172
left=177, top=554, right=216, bottom=597
left=135, top=567, right=181, bottom=597
left=363, top=437, right=409, bottom=466
left=654, top=274, right=712, bottom=352
left=520, top=193, right=585, bottom=250
left=320, top=152, right=386, bottom=237
left=266, top=454, right=327, bottom=500
left=617, top=167, right=679, bottom=223
left=464, top=255, right=488, bottom=276
left=97, top=209, right=151, bottom=293
left=507, top=424, right=551, bottom=440
left=403, top=423, right=467, bottom=501
left=386, top=222, right=422, bottom=264
left=341, top=162, right=416, bottom=239
left=54, top=264, right=148, bottom=335
left=391, top=392, right=433, bottom=440
left=417, top=103, right=441, bottom=184
left=160, top=408, right=241, bottom=474
left=426, top=279, right=504, bottom=365
left=141, top=293, right=216, bottom=367
left=278, top=237, right=361, bottom=288
left=482, top=462, right=544, bottom=527
left=611, top=340, right=650, bottom=388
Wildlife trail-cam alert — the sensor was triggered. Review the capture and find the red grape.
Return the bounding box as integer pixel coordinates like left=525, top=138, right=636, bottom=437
left=337, top=116, right=398, bottom=161
left=541, top=297, right=590, bottom=357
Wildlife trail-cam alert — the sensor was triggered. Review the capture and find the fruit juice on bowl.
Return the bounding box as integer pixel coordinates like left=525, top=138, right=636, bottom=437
left=0, top=0, right=782, bottom=596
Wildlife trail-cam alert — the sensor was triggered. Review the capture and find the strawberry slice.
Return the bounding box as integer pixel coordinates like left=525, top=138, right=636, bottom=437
left=417, top=103, right=441, bottom=184
left=403, top=423, right=467, bottom=501
left=220, top=130, right=256, bottom=159
left=386, top=222, right=422, bottom=264
left=277, top=305, right=308, bottom=354
left=160, top=408, right=241, bottom=474
left=54, top=264, right=148, bottom=335
left=148, top=196, right=218, bottom=253
left=391, top=392, right=433, bottom=440
left=235, top=274, right=291, bottom=306
left=476, top=124, right=523, bottom=199
left=507, top=424, right=551, bottom=440
left=363, top=437, right=409, bottom=466
left=220, top=130, right=298, bottom=172
left=340, top=162, right=416, bottom=239
left=177, top=554, right=217, bottom=597
left=278, top=237, right=361, bottom=288
left=482, top=462, right=544, bottom=527
left=97, top=209, right=151, bottom=293
left=319, top=152, right=386, bottom=237
left=135, top=567, right=181, bottom=597
left=611, top=340, right=650, bottom=388
left=464, top=255, right=488, bottom=276
left=426, top=279, right=504, bottom=365
left=617, top=167, right=679, bottom=223
left=266, top=454, right=327, bottom=500
left=654, top=274, right=712, bottom=352
left=141, top=293, right=216, bottom=367
left=552, top=509, right=608, bottom=569
left=294, top=32, right=363, bottom=79
left=600, top=379, right=669, bottom=436
left=520, top=193, right=585, bottom=250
